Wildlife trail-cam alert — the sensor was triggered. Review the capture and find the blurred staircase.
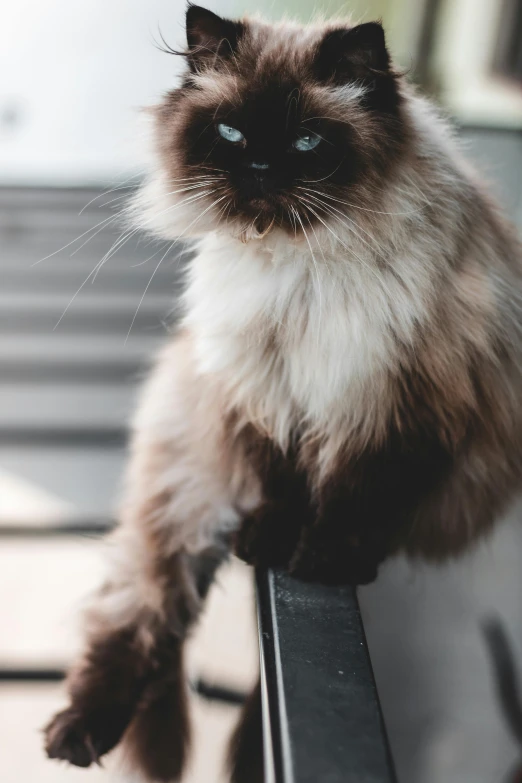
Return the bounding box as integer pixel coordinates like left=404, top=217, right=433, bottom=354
left=0, top=186, right=182, bottom=526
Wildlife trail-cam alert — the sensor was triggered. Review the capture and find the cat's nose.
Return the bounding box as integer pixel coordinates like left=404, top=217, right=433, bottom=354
left=247, top=161, right=270, bottom=170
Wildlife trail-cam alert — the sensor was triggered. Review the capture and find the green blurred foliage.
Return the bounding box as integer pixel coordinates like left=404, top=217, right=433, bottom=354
left=227, top=0, right=408, bottom=70
left=227, top=0, right=389, bottom=24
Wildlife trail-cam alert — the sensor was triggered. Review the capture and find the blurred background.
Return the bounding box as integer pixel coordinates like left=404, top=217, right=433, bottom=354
left=1, top=1, right=522, bottom=782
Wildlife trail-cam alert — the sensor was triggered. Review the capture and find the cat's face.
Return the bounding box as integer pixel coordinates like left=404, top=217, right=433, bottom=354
left=151, top=7, right=407, bottom=239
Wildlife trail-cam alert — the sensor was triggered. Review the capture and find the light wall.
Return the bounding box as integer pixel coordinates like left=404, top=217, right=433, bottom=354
left=0, top=0, right=410, bottom=186
left=0, top=0, right=230, bottom=185
left=432, top=0, right=522, bottom=126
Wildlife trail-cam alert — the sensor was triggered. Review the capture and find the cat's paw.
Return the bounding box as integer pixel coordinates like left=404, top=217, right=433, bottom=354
left=44, top=704, right=129, bottom=768
left=234, top=524, right=285, bottom=567
left=234, top=511, right=294, bottom=568
left=45, top=708, right=101, bottom=767
left=289, top=542, right=379, bottom=585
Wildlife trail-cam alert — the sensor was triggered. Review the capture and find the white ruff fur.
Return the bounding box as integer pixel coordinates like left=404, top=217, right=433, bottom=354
left=184, top=224, right=427, bottom=461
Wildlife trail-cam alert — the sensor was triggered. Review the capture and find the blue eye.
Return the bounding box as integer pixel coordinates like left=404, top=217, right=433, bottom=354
left=217, top=123, right=245, bottom=143
left=293, top=132, right=321, bottom=152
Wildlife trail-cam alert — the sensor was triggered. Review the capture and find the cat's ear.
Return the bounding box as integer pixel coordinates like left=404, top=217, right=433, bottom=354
left=316, top=22, right=390, bottom=84
left=186, top=4, right=244, bottom=67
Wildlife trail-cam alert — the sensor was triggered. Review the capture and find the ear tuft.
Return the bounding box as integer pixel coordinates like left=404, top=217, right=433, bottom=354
left=186, top=4, right=243, bottom=67
left=316, top=22, right=390, bottom=84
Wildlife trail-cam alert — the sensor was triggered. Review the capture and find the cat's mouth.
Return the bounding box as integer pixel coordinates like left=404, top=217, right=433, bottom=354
left=253, top=214, right=276, bottom=237
left=226, top=191, right=300, bottom=238
left=237, top=212, right=277, bottom=242
left=232, top=195, right=280, bottom=234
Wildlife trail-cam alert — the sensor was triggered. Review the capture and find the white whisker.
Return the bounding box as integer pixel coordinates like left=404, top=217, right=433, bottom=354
left=68, top=215, right=125, bottom=260
left=92, top=188, right=216, bottom=282
left=33, top=213, right=118, bottom=266
left=298, top=190, right=389, bottom=264
left=296, top=194, right=385, bottom=287
left=297, top=185, right=427, bottom=216
left=124, top=192, right=229, bottom=343
left=54, top=188, right=221, bottom=328
left=53, top=256, right=107, bottom=329
left=292, top=206, right=323, bottom=332
left=97, top=192, right=137, bottom=210
left=78, top=175, right=139, bottom=215
left=131, top=247, right=164, bottom=268
left=303, top=208, right=330, bottom=274
left=300, top=160, right=344, bottom=184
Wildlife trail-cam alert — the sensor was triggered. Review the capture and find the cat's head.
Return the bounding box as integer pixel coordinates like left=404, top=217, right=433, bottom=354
left=138, top=5, right=409, bottom=241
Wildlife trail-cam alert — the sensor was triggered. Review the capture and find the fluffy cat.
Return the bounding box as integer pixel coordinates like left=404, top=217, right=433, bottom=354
left=45, top=5, right=522, bottom=780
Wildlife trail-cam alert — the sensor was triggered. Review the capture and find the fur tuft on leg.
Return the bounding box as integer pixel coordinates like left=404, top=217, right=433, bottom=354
left=122, top=641, right=190, bottom=782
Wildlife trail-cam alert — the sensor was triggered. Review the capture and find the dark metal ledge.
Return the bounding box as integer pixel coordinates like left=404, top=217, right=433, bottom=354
left=256, top=569, right=397, bottom=783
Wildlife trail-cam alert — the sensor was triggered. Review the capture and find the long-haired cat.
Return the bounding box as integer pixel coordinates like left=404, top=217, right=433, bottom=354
left=45, top=5, right=522, bottom=780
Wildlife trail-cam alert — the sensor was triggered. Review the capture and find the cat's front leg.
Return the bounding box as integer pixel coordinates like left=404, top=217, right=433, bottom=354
left=290, top=433, right=453, bottom=585
left=233, top=434, right=311, bottom=569
left=44, top=334, right=258, bottom=782
left=44, top=543, right=223, bottom=779
left=289, top=508, right=391, bottom=585
left=234, top=500, right=310, bottom=568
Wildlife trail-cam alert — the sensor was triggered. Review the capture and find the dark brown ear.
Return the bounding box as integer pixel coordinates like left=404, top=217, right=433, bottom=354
left=186, top=4, right=244, bottom=68
left=316, top=22, right=390, bottom=84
